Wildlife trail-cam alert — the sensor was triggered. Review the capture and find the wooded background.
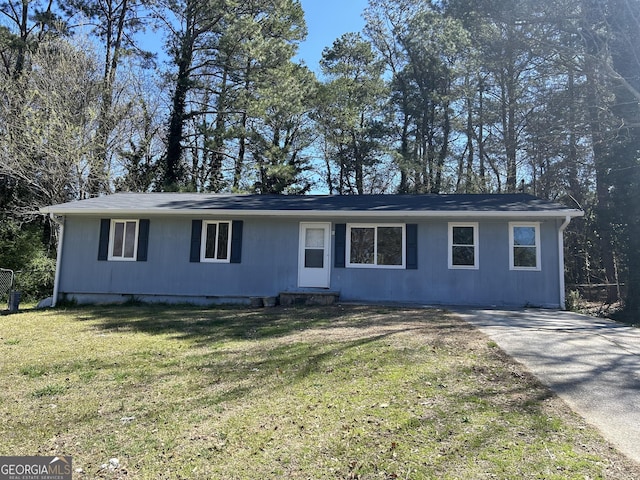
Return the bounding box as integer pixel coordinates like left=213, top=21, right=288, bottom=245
left=1, top=0, right=639, bottom=316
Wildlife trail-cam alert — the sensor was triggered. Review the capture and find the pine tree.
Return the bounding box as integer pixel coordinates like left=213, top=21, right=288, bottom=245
left=317, top=33, right=390, bottom=194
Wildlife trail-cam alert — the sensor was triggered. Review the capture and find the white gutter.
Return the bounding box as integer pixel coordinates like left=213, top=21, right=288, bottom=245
left=558, top=215, right=572, bottom=310
left=39, top=208, right=585, bottom=219
left=49, top=213, right=65, bottom=308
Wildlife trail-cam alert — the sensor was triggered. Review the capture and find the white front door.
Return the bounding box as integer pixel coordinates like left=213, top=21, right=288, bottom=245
left=298, top=222, right=331, bottom=288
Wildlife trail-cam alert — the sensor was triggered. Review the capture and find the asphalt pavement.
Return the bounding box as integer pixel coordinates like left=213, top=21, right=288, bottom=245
left=455, top=308, right=640, bottom=465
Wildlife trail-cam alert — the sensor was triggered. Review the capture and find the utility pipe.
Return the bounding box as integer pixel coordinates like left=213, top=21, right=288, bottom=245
left=558, top=215, right=572, bottom=310
left=49, top=213, right=65, bottom=308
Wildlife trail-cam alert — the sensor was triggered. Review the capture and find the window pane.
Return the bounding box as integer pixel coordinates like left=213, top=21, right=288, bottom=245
left=112, top=222, right=124, bottom=257
left=205, top=223, right=217, bottom=259
left=453, top=246, right=475, bottom=266
left=305, top=249, right=324, bottom=268
left=124, top=221, right=136, bottom=258
left=217, top=222, right=229, bottom=259
left=514, top=246, right=537, bottom=267
left=513, top=226, right=536, bottom=246
left=305, top=228, right=324, bottom=248
left=350, top=227, right=375, bottom=264
left=453, top=226, right=474, bottom=246
left=377, top=227, right=402, bottom=265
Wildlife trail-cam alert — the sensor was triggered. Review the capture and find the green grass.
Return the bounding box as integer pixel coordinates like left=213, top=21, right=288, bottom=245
left=0, top=304, right=637, bottom=479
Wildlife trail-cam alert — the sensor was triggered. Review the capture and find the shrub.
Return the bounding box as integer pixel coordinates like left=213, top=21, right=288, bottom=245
left=15, top=251, right=56, bottom=302
left=0, top=219, right=41, bottom=270
left=0, top=217, right=56, bottom=302
left=565, top=289, right=582, bottom=312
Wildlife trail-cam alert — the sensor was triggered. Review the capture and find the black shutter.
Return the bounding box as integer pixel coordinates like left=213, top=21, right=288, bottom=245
left=230, top=220, right=243, bottom=264
left=137, top=219, right=150, bottom=262
left=334, top=223, right=346, bottom=268
left=406, top=224, right=418, bottom=269
left=190, top=220, right=202, bottom=263
left=98, top=218, right=110, bottom=261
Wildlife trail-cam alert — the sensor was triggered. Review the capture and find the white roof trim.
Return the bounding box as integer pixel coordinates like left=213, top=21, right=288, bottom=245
left=40, top=207, right=584, bottom=218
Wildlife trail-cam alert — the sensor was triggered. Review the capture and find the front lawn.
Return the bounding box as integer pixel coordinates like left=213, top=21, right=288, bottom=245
left=0, top=305, right=637, bottom=479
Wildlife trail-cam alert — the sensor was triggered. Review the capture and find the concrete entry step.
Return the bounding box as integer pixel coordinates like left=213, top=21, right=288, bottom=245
left=279, top=291, right=340, bottom=306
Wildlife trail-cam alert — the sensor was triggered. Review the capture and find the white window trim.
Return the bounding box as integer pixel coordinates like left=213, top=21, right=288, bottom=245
left=509, top=222, right=541, bottom=271
left=200, top=220, right=232, bottom=263
left=108, top=219, right=139, bottom=262
left=448, top=222, right=479, bottom=270
left=346, top=223, right=406, bottom=269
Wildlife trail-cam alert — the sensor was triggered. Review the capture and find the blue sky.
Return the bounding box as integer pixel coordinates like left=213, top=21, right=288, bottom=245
left=296, top=0, right=369, bottom=72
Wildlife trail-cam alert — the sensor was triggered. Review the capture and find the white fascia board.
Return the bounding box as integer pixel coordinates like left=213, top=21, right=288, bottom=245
left=40, top=207, right=584, bottom=218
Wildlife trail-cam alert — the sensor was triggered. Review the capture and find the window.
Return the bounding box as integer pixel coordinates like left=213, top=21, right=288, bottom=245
left=449, top=223, right=478, bottom=269
left=190, top=220, right=243, bottom=264
left=347, top=224, right=405, bottom=268
left=510, top=222, right=541, bottom=270
left=201, top=221, right=231, bottom=262
left=304, top=227, right=325, bottom=268
left=108, top=220, right=139, bottom=261
left=98, top=219, right=149, bottom=262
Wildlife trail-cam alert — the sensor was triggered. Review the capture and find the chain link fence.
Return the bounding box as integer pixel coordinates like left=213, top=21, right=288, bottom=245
left=0, top=268, right=14, bottom=309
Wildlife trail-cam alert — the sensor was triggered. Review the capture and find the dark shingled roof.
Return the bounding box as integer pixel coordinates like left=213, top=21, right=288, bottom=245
left=41, top=193, right=583, bottom=217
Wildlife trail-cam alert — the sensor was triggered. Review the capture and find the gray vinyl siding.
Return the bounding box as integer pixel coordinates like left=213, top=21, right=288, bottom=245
left=59, top=216, right=301, bottom=299
left=58, top=215, right=562, bottom=308
left=331, top=218, right=560, bottom=307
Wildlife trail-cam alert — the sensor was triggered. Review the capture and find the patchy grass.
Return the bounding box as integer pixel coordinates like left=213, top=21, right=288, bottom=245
left=0, top=304, right=638, bottom=479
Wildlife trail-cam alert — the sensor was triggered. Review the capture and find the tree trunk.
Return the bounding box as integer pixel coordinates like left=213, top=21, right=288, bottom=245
left=210, top=66, right=229, bottom=192
left=464, top=81, right=475, bottom=193
left=566, top=63, right=582, bottom=205
left=503, top=64, right=518, bottom=193
left=234, top=60, right=253, bottom=191
left=89, top=0, right=130, bottom=197
left=583, top=37, right=619, bottom=303
left=477, top=81, right=487, bottom=192
left=399, top=109, right=410, bottom=193
left=12, top=1, right=29, bottom=79
left=433, top=101, right=450, bottom=194
left=164, top=19, right=195, bottom=191
left=354, top=114, right=365, bottom=194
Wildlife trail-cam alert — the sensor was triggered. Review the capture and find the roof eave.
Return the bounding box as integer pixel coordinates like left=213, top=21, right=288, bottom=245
left=39, top=207, right=585, bottom=218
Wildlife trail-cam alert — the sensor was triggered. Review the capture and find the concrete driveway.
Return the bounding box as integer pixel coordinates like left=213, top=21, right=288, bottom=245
left=455, top=308, right=640, bottom=464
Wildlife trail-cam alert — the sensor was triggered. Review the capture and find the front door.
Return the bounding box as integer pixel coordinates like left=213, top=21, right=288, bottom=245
left=298, top=222, right=331, bottom=288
